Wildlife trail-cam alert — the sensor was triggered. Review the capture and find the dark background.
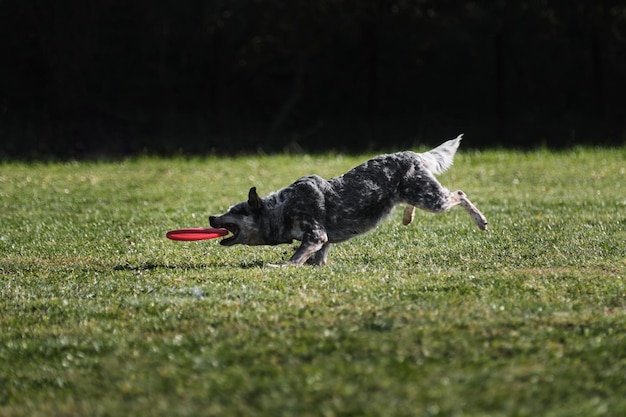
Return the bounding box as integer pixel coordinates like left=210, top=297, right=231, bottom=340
left=1, top=0, right=625, bottom=158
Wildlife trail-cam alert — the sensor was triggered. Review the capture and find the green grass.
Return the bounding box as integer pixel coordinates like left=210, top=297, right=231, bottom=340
left=1, top=147, right=625, bottom=416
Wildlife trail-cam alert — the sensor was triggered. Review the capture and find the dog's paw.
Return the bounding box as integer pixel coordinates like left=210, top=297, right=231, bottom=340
left=266, top=262, right=303, bottom=268
left=266, top=262, right=288, bottom=268
left=474, top=215, right=488, bottom=231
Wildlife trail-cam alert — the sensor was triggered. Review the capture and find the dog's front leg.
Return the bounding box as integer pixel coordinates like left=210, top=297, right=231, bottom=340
left=307, top=242, right=331, bottom=266
left=286, top=229, right=328, bottom=266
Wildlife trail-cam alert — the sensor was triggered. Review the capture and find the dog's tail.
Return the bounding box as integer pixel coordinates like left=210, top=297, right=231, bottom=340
left=420, top=134, right=463, bottom=175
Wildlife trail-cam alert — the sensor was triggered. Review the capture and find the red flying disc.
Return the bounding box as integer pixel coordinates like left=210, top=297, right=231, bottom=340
left=166, top=228, right=229, bottom=241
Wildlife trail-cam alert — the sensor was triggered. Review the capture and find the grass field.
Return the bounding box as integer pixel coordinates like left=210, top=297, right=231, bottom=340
left=1, top=147, right=625, bottom=416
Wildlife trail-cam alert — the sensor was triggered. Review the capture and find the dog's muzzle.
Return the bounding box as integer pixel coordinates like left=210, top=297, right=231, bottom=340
left=209, top=216, right=239, bottom=245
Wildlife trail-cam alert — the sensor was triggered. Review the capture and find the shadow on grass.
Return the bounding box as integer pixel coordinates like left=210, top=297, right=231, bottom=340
left=113, top=260, right=266, bottom=271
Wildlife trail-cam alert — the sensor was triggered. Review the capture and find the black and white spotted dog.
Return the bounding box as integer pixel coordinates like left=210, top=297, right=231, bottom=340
left=209, top=135, right=488, bottom=266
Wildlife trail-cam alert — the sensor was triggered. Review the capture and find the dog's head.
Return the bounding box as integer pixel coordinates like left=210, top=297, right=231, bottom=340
left=209, top=187, right=266, bottom=246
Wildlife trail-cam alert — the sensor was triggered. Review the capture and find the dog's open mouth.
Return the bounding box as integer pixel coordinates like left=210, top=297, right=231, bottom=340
left=219, top=223, right=239, bottom=246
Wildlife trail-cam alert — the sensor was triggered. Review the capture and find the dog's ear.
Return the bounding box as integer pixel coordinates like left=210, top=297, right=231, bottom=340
left=248, top=187, right=263, bottom=212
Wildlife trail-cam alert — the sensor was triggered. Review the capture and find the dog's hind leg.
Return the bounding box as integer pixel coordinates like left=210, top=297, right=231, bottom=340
left=448, top=190, right=488, bottom=230
left=402, top=205, right=415, bottom=225
left=401, top=176, right=488, bottom=230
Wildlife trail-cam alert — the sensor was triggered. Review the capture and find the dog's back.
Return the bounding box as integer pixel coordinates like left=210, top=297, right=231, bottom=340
left=317, top=136, right=462, bottom=242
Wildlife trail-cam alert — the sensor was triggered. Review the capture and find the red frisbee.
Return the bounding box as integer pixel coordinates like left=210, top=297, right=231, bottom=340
left=166, top=227, right=229, bottom=241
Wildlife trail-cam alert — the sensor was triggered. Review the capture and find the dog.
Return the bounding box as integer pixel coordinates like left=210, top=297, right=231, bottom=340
left=209, top=134, right=488, bottom=266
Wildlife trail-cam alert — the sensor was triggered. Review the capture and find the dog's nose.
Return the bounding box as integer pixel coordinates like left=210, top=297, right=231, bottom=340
left=209, top=216, right=216, bottom=226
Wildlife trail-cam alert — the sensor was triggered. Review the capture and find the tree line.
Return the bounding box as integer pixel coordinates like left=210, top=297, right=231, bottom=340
left=1, top=0, right=625, bottom=158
